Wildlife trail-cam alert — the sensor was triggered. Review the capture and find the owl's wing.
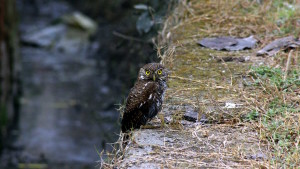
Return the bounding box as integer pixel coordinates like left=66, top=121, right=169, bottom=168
left=124, top=81, right=158, bottom=114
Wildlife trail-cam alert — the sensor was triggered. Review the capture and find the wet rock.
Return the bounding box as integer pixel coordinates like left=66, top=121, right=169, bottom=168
left=197, top=36, right=257, bottom=51
left=21, top=25, right=66, bottom=47
left=62, top=12, right=97, bottom=35
left=183, top=107, right=198, bottom=122
left=21, top=12, right=98, bottom=54
left=134, top=4, right=149, bottom=10
left=136, top=12, right=154, bottom=34
left=182, top=107, right=209, bottom=123
left=257, top=36, right=300, bottom=56
left=55, top=28, right=90, bottom=54
left=21, top=24, right=94, bottom=54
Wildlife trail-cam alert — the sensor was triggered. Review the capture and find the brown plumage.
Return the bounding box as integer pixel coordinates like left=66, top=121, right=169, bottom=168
left=121, top=63, right=168, bottom=132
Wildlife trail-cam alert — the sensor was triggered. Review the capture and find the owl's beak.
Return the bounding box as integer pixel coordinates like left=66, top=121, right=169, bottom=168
left=153, top=74, right=156, bottom=81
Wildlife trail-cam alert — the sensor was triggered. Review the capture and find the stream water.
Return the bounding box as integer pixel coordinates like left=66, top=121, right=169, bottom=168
left=13, top=1, right=119, bottom=168
left=2, top=0, right=133, bottom=168
left=0, top=0, right=169, bottom=168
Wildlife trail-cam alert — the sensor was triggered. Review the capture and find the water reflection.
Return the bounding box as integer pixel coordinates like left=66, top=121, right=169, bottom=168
left=15, top=0, right=119, bottom=167
left=19, top=47, right=119, bottom=164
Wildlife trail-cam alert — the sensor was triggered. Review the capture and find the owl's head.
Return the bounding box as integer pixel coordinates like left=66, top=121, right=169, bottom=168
left=138, top=63, right=168, bottom=82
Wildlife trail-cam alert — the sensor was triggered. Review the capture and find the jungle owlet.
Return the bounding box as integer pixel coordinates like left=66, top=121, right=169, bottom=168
left=121, top=63, right=168, bottom=132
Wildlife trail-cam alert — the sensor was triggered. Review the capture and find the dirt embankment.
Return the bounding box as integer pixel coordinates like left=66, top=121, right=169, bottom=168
left=103, top=1, right=300, bottom=168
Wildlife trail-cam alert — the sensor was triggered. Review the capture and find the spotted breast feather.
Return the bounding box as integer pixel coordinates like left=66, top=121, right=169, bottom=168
left=121, top=81, right=160, bottom=132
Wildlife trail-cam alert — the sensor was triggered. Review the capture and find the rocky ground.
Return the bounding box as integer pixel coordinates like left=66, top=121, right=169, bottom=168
left=102, top=1, right=300, bottom=168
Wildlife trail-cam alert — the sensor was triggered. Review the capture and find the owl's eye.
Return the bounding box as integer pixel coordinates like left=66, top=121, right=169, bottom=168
left=145, top=70, right=150, bottom=76
left=157, top=70, right=162, bottom=75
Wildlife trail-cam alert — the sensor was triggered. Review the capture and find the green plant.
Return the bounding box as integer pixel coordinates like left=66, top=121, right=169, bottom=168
left=249, top=66, right=300, bottom=90
left=272, top=0, right=298, bottom=35
left=245, top=110, right=259, bottom=121
left=246, top=65, right=300, bottom=167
